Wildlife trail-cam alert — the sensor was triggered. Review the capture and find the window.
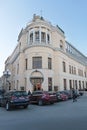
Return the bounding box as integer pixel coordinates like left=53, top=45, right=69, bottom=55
left=48, top=78, right=52, bottom=91
left=20, top=86, right=24, bottom=91
left=41, top=32, right=46, bottom=42
left=74, top=67, right=76, bottom=74
left=60, top=40, right=63, bottom=49
left=17, top=80, right=19, bottom=90
left=35, top=31, right=39, bottom=41
left=86, top=82, right=87, bottom=89
left=72, top=66, right=73, bottom=74
left=63, top=61, right=66, bottom=72
left=79, top=81, right=81, bottom=90
left=63, top=79, right=67, bottom=90
left=84, top=72, right=86, bottom=77
left=30, top=33, right=33, bottom=43
left=82, top=81, right=84, bottom=89
left=25, top=59, right=28, bottom=70
left=75, top=80, right=77, bottom=89
left=69, top=65, right=71, bottom=74
left=32, top=57, right=42, bottom=69
left=69, top=80, right=72, bottom=89
left=47, top=34, right=50, bottom=43
left=25, top=78, right=27, bottom=90
left=17, top=64, right=19, bottom=74
left=48, top=58, right=52, bottom=69
left=78, top=69, right=83, bottom=76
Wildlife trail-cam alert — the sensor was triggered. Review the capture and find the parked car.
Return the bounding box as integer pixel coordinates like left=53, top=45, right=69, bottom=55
left=48, top=91, right=58, bottom=102
left=29, top=90, right=57, bottom=106
left=0, top=95, right=3, bottom=107
left=1, top=90, right=29, bottom=111
left=56, top=91, right=68, bottom=101
left=62, top=90, right=73, bottom=99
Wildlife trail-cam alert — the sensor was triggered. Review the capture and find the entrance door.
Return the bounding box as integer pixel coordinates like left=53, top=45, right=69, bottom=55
left=30, top=78, right=43, bottom=91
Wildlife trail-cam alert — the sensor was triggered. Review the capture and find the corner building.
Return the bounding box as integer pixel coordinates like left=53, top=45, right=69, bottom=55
left=5, top=14, right=87, bottom=92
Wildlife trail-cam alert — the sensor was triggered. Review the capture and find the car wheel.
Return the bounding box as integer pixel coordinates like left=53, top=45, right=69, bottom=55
left=6, top=102, right=10, bottom=111
left=24, top=105, right=28, bottom=109
left=38, top=100, right=43, bottom=106
left=50, top=102, right=54, bottom=104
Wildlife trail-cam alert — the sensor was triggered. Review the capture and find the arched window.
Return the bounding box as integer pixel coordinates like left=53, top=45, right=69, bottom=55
left=47, top=34, right=50, bottom=43
left=30, top=33, right=33, bottom=44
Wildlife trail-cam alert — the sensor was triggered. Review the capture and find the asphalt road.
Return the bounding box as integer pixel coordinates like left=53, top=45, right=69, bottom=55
left=0, top=95, right=87, bottom=130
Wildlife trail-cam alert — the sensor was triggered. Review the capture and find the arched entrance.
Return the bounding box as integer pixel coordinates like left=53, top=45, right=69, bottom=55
left=30, top=70, right=44, bottom=91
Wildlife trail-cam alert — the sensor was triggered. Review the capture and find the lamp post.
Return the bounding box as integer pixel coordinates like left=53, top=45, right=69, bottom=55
left=3, top=69, right=11, bottom=91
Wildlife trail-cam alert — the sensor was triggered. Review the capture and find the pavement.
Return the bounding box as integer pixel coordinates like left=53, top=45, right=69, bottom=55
left=0, top=94, right=87, bottom=130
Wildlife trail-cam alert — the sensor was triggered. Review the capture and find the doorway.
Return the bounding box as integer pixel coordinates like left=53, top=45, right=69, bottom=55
left=30, top=78, right=43, bottom=91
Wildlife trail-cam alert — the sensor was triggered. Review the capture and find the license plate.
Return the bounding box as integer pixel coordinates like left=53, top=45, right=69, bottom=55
left=19, top=97, right=24, bottom=99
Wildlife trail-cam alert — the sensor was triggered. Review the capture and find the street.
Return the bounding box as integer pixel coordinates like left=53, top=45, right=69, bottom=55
left=0, top=94, right=87, bottom=130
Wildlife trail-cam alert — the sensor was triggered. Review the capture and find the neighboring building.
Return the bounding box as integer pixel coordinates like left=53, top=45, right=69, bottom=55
left=4, top=14, right=87, bottom=92
left=0, top=78, right=2, bottom=89
left=0, top=76, right=4, bottom=90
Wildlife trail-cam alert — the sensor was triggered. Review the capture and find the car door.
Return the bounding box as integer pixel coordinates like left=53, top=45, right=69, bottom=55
left=30, top=91, right=42, bottom=103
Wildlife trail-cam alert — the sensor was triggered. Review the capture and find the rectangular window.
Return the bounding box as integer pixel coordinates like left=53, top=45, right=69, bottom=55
left=25, top=78, right=27, bottom=90
left=17, top=64, right=19, bottom=74
left=75, top=80, right=77, bottom=89
left=72, top=66, right=73, bottom=74
left=69, top=65, right=71, bottom=74
left=79, top=81, right=81, bottom=90
left=63, top=61, right=66, bottom=72
left=48, top=58, right=52, bottom=69
left=63, top=79, right=67, bottom=90
left=74, top=67, right=76, bottom=75
left=48, top=78, right=52, bottom=91
left=69, top=80, right=72, bottom=89
left=25, top=59, right=28, bottom=70
left=32, top=57, right=42, bottom=69
left=30, top=33, right=33, bottom=43
left=17, top=80, right=19, bottom=90
left=78, top=69, right=83, bottom=76
left=82, top=81, right=84, bottom=89
left=35, top=31, right=39, bottom=42
left=41, top=32, right=46, bottom=42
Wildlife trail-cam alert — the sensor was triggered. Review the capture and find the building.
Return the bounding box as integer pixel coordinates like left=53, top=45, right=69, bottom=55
left=4, top=14, right=87, bottom=92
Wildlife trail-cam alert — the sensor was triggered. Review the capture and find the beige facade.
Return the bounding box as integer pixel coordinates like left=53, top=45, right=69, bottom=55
left=4, top=14, right=87, bottom=92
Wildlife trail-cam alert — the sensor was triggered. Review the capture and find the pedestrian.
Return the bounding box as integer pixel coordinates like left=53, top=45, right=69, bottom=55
left=28, top=90, right=31, bottom=95
left=72, top=88, right=77, bottom=102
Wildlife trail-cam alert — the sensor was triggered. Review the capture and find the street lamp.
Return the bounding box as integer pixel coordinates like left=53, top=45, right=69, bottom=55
left=3, top=69, right=11, bottom=91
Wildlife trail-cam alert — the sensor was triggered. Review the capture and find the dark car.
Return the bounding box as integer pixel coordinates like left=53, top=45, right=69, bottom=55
left=29, top=90, right=57, bottom=106
left=0, top=95, right=3, bottom=107
left=1, top=90, right=29, bottom=111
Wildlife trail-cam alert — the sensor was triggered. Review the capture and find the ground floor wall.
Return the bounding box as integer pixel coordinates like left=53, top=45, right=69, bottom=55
left=12, top=70, right=87, bottom=92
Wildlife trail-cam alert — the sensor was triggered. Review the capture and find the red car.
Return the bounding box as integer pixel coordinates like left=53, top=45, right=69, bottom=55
left=56, top=91, right=68, bottom=101
left=29, top=90, right=57, bottom=106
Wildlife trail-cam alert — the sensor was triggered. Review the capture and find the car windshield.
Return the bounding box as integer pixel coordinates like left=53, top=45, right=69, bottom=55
left=13, top=91, right=28, bottom=96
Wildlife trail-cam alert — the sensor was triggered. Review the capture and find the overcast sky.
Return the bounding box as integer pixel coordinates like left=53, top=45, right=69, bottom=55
left=0, top=0, right=87, bottom=76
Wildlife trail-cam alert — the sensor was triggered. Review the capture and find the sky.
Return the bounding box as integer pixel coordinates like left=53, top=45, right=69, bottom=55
left=0, top=0, right=87, bottom=77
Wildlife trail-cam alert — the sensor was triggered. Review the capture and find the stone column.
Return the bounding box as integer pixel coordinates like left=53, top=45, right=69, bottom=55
left=39, top=26, right=41, bottom=44
left=46, top=29, right=47, bottom=44
left=33, top=29, right=35, bottom=44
